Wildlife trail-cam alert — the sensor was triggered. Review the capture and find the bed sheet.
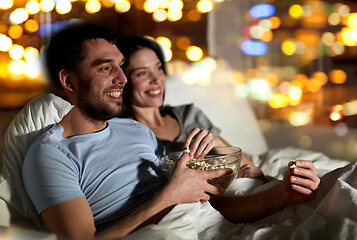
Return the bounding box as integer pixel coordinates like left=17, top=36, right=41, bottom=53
left=123, top=147, right=354, bottom=240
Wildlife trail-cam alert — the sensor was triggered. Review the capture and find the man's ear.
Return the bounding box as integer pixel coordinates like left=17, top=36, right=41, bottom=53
left=58, top=69, right=75, bottom=92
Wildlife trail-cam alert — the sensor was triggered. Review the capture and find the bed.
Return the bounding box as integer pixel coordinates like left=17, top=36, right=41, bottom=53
left=0, top=84, right=354, bottom=239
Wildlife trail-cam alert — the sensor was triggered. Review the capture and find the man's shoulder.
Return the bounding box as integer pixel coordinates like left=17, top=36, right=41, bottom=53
left=108, top=118, right=154, bottom=135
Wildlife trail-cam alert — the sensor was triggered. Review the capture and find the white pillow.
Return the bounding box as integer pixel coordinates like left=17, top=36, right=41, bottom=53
left=0, top=93, right=72, bottom=229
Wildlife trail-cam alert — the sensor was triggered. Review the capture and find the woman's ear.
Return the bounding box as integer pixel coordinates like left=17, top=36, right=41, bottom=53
left=58, top=69, right=75, bottom=92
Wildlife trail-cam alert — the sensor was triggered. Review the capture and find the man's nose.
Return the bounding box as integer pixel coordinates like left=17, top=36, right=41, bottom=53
left=113, top=68, right=127, bottom=86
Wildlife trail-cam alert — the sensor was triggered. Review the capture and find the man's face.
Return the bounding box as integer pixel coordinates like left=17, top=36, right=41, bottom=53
left=72, top=38, right=127, bottom=121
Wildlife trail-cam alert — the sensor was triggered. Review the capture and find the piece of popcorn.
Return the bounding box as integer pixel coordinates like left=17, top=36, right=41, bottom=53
left=289, top=162, right=297, bottom=169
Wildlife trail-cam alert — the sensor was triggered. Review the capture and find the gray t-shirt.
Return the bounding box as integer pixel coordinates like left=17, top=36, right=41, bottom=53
left=160, top=104, right=221, bottom=153
left=22, top=118, right=167, bottom=230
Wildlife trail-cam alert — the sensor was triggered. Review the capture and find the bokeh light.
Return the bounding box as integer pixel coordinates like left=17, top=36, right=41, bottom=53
left=9, top=8, right=29, bottom=25
left=0, top=0, right=13, bottom=10
left=0, top=34, right=12, bottom=52
left=9, top=44, right=25, bottom=60
left=85, top=0, right=101, bottom=14
left=115, top=0, right=131, bottom=13
left=197, top=0, right=213, bottom=13
left=329, top=69, right=347, bottom=84
left=40, top=0, right=55, bottom=12
left=8, top=25, right=23, bottom=39
left=25, top=0, right=41, bottom=15
left=55, top=0, right=72, bottom=15
left=186, top=46, right=203, bottom=61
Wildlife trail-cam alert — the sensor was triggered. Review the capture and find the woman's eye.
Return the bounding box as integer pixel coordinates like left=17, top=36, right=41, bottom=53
left=137, top=71, right=147, bottom=77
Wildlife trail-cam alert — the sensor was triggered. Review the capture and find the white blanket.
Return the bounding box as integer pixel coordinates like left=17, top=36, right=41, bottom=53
left=124, top=148, right=354, bottom=240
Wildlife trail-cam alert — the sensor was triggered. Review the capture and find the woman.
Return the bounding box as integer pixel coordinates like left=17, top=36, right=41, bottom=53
left=118, top=36, right=267, bottom=181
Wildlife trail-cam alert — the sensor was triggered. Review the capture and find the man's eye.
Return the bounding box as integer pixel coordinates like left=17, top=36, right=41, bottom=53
left=99, top=65, right=111, bottom=72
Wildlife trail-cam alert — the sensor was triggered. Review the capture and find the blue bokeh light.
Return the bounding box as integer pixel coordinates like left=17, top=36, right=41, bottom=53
left=240, top=40, right=268, bottom=56
left=250, top=4, right=276, bottom=19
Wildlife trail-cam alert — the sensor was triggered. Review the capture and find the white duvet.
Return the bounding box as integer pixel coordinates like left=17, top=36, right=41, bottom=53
left=124, top=147, right=355, bottom=240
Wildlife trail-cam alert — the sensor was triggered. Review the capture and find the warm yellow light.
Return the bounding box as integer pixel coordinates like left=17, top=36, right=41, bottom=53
left=144, top=0, right=160, bottom=13
left=329, top=69, right=347, bottom=84
left=153, top=9, right=167, bottom=22
left=85, top=0, right=101, bottom=14
left=265, top=73, right=279, bottom=86
left=56, top=0, right=72, bottom=15
left=156, top=36, right=171, bottom=49
left=158, top=0, right=169, bottom=9
left=328, top=12, right=341, bottom=26
left=8, top=60, right=26, bottom=75
left=115, top=0, right=131, bottom=13
left=0, top=34, right=12, bottom=52
left=289, top=4, right=303, bottom=19
left=336, top=4, right=350, bottom=17
left=307, top=78, right=322, bottom=92
left=8, top=25, right=23, bottom=39
left=330, top=111, right=343, bottom=121
left=340, top=28, right=357, bottom=46
left=26, top=61, right=41, bottom=78
left=167, top=10, right=182, bottom=21
left=24, top=19, right=39, bottom=33
left=261, top=30, right=273, bottom=42
left=197, top=0, right=213, bottom=13
left=268, top=94, right=289, bottom=109
left=187, top=9, right=201, bottom=21
left=9, top=44, right=25, bottom=60
left=168, top=0, right=183, bottom=11
left=26, top=0, right=41, bottom=14
left=281, top=40, right=296, bottom=56
left=0, top=0, right=13, bottom=10
left=9, top=8, right=29, bottom=25
left=269, top=16, right=281, bottom=29
left=345, top=13, right=357, bottom=28
left=176, top=36, right=191, bottom=50
left=102, top=0, right=116, bottom=8
left=322, top=32, right=336, bottom=46
left=289, top=111, right=311, bottom=126
left=231, top=71, right=246, bottom=85
left=186, top=46, right=203, bottom=61
left=312, top=71, right=328, bottom=86
left=40, top=0, right=55, bottom=12
left=24, top=47, right=40, bottom=61
left=161, top=47, right=172, bottom=62
left=288, top=86, right=302, bottom=101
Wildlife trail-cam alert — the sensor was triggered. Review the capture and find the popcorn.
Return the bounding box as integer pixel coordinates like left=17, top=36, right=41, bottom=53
left=184, top=147, right=190, bottom=154
left=289, top=162, right=297, bottom=169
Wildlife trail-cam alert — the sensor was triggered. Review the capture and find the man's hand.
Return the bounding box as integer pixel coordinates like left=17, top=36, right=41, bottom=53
left=161, top=153, right=232, bottom=204
left=282, top=160, right=320, bottom=204
left=183, top=128, right=215, bottom=159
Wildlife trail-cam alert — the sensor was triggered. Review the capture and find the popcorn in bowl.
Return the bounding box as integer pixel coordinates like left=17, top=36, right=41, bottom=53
left=159, top=146, right=242, bottom=189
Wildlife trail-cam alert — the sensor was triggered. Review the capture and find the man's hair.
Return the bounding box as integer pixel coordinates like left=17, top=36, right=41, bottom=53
left=44, top=21, right=117, bottom=94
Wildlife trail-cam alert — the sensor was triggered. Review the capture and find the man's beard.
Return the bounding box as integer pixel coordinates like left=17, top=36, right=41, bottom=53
left=77, top=83, right=123, bottom=122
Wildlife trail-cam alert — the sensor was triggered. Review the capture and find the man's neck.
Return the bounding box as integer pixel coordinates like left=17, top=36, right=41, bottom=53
left=59, top=106, right=108, bottom=138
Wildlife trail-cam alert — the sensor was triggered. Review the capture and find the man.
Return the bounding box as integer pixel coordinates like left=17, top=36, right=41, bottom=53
left=21, top=22, right=320, bottom=239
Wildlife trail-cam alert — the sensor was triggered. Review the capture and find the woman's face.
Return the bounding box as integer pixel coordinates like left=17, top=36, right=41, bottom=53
left=126, top=47, right=166, bottom=109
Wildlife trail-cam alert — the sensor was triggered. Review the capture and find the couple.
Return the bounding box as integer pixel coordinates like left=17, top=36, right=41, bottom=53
left=21, top=22, right=320, bottom=239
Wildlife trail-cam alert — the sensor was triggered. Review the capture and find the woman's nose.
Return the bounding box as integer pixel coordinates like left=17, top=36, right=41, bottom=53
left=150, top=72, right=161, bottom=84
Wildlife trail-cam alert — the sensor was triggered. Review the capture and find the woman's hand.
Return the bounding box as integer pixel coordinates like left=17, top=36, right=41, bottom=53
left=238, top=164, right=267, bottom=182
left=183, top=128, right=215, bottom=159
left=282, top=160, right=320, bottom=204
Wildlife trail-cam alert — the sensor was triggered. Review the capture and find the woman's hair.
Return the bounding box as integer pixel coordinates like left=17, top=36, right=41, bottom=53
left=117, top=36, right=167, bottom=117
left=44, top=21, right=117, bottom=96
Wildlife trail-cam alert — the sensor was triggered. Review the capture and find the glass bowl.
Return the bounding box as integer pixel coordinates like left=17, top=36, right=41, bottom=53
left=159, top=146, right=242, bottom=189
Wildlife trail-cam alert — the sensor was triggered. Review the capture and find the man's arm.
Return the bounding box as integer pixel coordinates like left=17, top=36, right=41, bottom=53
left=41, top=153, right=232, bottom=239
